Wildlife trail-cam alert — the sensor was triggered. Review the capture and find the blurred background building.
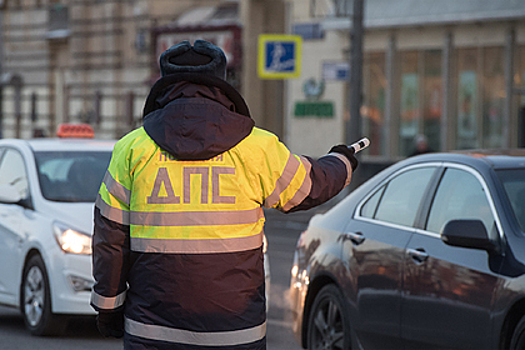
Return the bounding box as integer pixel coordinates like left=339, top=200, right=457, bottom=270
left=1, top=0, right=525, bottom=162
left=291, top=0, right=525, bottom=161
left=0, top=0, right=286, bottom=141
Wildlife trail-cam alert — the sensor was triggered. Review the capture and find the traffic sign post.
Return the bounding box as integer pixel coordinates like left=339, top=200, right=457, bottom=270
left=258, top=34, right=302, bottom=79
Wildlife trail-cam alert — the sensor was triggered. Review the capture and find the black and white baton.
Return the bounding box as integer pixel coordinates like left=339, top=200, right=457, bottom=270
left=348, top=137, right=370, bottom=154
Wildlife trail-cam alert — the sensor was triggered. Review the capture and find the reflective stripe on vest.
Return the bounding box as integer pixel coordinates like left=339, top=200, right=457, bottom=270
left=131, top=231, right=263, bottom=253
left=129, top=207, right=263, bottom=226
left=125, top=317, right=266, bottom=347
left=96, top=195, right=263, bottom=227
left=102, top=170, right=131, bottom=205
left=91, top=290, right=126, bottom=310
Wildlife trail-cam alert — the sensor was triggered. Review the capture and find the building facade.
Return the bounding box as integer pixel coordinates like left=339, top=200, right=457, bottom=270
left=0, top=0, right=263, bottom=140
left=4, top=0, right=524, bottom=162
left=288, top=0, right=525, bottom=159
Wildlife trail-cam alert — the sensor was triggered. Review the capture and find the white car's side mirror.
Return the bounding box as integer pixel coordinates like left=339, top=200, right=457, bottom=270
left=0, top=184, right=22, bottom=203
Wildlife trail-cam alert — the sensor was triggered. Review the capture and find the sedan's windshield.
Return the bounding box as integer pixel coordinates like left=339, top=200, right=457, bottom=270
left=496, top=169, right=525, bottom=232
left=34, top=151, right=111, bottom=202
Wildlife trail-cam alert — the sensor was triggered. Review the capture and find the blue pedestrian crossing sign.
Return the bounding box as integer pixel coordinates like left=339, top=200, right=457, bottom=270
left=258, top=34, right=302, bottom=79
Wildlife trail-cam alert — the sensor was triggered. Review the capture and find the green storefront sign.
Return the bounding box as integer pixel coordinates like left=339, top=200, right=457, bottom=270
left=294, top=101, right=334, bottom=118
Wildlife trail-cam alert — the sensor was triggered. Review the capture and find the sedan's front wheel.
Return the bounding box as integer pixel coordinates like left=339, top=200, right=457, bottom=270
left=21, top=255, right=68, bottom=336
left=511, top=315, right=525, bottom=349
left=307, top=284, right=352, bottom=350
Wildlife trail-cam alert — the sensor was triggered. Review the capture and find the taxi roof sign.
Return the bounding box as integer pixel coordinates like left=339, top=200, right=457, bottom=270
left=258, top=34, right=302, bottom=79
left=56, top=123, right=95, bottom=139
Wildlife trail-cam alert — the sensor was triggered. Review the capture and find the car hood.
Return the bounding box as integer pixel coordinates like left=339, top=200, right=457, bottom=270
left=40, top=202, right=95, bottom=235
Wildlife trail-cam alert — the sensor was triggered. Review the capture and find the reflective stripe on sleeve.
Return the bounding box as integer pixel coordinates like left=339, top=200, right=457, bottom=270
left=125, top=317, right=266, bottom=347
left=323, top=152, right=353, bottom=187
left=96, top=194, right=130, bottom=225
left=263, top=154, right=301, bottom=209
left=282, top=156, right=313, bottom=212
left=129, top=207, right=263, bottom=227
left=102, top=171, right=131, bottom=205
left=131, top=231, right=263, bottom=254
left=91, top=290, right=126, bottom=310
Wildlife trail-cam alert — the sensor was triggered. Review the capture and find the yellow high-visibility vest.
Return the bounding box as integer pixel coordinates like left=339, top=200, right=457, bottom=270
left=96, top=126, right=313, bottom=254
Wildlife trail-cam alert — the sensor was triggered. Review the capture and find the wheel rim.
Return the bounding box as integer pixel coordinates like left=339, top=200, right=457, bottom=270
left=310, top=296, right=345, bottom=350
left=24, top=266, right=45, bottom=327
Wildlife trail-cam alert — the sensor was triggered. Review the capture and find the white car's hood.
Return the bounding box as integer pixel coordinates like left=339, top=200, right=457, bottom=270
left=40, top=202, right=95, bottom=235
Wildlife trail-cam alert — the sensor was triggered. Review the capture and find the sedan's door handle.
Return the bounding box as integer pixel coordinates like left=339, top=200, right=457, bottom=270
left=408, top=248, right=429, bottom=263
left=344, top=232, right=366, bottom=245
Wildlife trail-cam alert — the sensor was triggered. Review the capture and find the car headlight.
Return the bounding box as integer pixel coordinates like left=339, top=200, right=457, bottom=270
left=53, top=222, right=92, bottom=255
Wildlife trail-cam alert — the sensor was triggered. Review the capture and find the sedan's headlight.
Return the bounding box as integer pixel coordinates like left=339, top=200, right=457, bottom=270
left=53, top=222, right=92, bottom=255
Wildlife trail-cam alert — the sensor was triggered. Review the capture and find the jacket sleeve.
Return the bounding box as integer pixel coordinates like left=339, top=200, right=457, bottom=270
left=91, top=208, right=130, bottom=312
left=257, top=131, right=352, bottom=213
left=90, top=140, right=132, bottom=312
left=287, top=153, right=352, bottom=212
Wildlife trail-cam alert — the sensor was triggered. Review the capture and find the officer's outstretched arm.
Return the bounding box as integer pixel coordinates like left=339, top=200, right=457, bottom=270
left=258, top=131, right=357, bottom=213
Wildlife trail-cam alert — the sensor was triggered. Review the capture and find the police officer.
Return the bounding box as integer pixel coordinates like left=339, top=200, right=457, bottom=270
left=90, top=40, right=358, bottom=349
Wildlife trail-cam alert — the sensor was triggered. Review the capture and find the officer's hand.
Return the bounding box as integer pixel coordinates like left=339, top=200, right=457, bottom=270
left=96, top=310, right=124, bottom=338
left=329, top=145, right=358, bottom=171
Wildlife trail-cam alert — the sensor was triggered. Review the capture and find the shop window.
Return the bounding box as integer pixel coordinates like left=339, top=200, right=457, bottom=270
left=482, top=47, right=505, bottom=148
left=514, top=45, right=525, bottom=147
left=399, top=51, right=420, bottom=156
left=423, top=50, right=442, bottom=152
left=362, top=52, right=386, bottom=156
left=456, top=48, right=479, bottom=150
left=518, top=46, right=525, bottom=105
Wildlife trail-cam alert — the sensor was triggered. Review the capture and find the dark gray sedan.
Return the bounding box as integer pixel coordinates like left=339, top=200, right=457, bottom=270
left=290, top=150, right=525, bottom=350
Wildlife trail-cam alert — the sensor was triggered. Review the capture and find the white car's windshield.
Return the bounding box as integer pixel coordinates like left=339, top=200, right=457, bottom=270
left=34, top=151, right=111, bottom=202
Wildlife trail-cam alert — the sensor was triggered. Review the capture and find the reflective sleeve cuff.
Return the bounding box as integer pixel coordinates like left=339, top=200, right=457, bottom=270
left=91, top=290, right=126, bottom=310
left=323, top=152, right=353, bottom=187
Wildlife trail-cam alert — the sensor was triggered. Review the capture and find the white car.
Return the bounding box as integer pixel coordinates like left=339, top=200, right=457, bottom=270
left=0, top=128, right=115, bottom=335
left=0, top=125, right=271, bottom=336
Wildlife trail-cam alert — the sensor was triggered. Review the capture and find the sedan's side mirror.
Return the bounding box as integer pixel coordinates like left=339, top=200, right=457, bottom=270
left=441, top=219, right=498, bottom=253
left=0, top=184, right=22, bottom=203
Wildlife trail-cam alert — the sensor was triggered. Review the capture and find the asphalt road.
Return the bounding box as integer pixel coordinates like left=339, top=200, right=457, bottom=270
left=0, top=205, right=329, bottom=350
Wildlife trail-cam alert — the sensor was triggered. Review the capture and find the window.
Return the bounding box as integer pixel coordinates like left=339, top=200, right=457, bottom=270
left=456, top=48, right=479, bottom=149
left=426, top=168, right=495, bottom=235
left=34, top=151, right=111, bottom=202
left=399, top=51, right=420, bottom=157
left=423, top=50, right=442, bottom=152
left=516, top=45, right=525, bottom=107
left=496, top=169, right=525, bottom=232
left=0, top=149, right=29, bottom=200
left=482, top=47, right=505, bottom=148
left=374, top=167, right=436, bottom=227
left=362, top=52, right=386, bottom=156
left=360, top=186, right=385, bottom=218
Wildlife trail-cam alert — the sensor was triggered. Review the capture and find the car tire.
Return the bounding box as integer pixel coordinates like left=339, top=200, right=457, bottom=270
left=511, top=315, right=525, bottom=349
left=21, top=254, right=68, bottom=336
left=307, top=284, right=352, bottom=350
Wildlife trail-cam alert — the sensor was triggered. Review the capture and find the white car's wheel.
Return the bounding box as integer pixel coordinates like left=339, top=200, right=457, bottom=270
left=21, top=255, right=67, bottom=336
